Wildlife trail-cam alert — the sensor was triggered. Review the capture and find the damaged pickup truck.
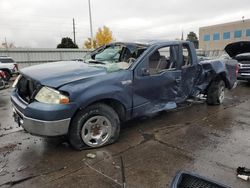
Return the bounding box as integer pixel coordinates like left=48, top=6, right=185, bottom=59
left=11, top=41, right=238, bottom=150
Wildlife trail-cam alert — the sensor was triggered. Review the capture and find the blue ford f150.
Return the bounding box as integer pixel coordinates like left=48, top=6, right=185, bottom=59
left=11, top=41, right=238, bottom=150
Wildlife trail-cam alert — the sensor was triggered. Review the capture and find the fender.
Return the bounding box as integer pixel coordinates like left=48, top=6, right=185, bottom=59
left=58, top=69, right=133, bottom=113
left=77, top=84, right=132, bottom=110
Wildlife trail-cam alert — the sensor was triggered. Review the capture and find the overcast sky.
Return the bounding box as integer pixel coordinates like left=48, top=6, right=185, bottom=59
left=1, top=0, right=250, bottom=48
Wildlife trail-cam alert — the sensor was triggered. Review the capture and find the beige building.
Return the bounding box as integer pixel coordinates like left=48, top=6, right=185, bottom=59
left=199, top=19, right=250, bottom=51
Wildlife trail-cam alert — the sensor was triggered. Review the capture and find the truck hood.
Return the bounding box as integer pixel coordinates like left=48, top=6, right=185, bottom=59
left=20, top=61, right=107, bottom=88
left=225, top=41, right=250, bottom=58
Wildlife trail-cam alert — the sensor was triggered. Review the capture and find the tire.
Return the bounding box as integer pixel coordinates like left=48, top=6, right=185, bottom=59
left=68, top=103, right=120, bottom=150
left=3, top=71, right=11, bottom=81
left=206, top=79, right=225, bottom=105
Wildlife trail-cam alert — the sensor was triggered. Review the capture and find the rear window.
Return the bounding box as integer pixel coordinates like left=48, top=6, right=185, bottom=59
left=0, top=58, right=14, bottom=63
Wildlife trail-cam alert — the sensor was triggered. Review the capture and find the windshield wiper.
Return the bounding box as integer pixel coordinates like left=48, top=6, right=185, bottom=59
left=87, top=60, right=105, bottom=65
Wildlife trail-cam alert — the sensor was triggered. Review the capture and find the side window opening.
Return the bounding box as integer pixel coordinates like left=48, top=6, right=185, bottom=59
left=148, top=45, right=179, bottom=75
left=0, top=58, right=14, bottom=63
left=182, top=44, right=192, bottom=67
left=120, top=47, right=147, bottom=63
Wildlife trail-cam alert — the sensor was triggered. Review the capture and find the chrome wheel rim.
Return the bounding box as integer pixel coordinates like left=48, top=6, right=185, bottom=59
left=219, top=85, right=225, bottom=103
left=81, top=116, right=112, bottom=147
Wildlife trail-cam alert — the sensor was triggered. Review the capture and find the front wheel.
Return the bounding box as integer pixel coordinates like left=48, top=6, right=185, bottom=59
left=206, top=80, right=225, bottom=105
left=68, top=103, right=120, bottom=150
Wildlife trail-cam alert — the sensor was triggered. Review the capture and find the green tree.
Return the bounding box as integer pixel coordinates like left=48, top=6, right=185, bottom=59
left=186, top=31, right=199, bottom=49
left=57, top=37, right=78, bottom=48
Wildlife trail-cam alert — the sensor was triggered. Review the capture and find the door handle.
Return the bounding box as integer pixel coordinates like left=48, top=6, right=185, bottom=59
left=176, top=78, right=181, bottom=82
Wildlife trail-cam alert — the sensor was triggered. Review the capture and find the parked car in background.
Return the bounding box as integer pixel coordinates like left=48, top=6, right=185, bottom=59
left=225, top=41, right=250, bottom=82
left=11, top=41, right=238, bottom=150
left=0, top=56, right=19, bottom=81
left=0, top=70, right=8, bottom=89
left=197, top=55, right=211, bottom=61
left=71, top=58, right=84, bottom=62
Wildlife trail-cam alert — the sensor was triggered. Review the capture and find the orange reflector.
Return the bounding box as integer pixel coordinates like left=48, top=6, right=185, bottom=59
left=60, top=98, right=70, bottom=104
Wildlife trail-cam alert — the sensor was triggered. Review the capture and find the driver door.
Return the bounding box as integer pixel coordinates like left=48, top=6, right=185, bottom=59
left=132, top=45, right=182, bottom=117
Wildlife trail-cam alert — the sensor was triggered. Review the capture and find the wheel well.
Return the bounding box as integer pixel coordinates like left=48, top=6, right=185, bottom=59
left=203, top=72, right=229, bottom=95
left=0, top=68, right=11, bottom=74
left=213, top=73, right=230, bottom=88
left=73, top=99, right=127, bottom=122
left=94, top=99, right=126, bottom=122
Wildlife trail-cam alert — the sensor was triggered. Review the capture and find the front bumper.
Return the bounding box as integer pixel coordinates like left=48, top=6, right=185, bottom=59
left=13, top=106, right=71, bottom=136
left=11, top=91, right=77, bottom=137
left=0, top=79, right=5, bottom=89
left=0, top=79, right=8, bottom=89
left=237, top=73, right=250, bottom=81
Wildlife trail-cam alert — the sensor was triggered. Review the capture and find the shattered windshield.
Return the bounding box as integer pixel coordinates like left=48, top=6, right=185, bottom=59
left=95, top=45, right=121, bottom=62
left=83, top=43, right=148, bottom=72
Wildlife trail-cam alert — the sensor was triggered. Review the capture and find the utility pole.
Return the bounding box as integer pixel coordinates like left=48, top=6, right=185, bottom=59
left=88, top=0, right=94, bottom=48
left=73, top=18, right=76, bottom=44
left=4, top=37, right=9, bottom=56
left=181, top=30, right=184, bottom=40
left=4, top=37, right=8, bottom=50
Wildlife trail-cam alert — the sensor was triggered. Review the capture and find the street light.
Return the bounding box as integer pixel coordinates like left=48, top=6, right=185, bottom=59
left=88, top=0, right=94, bottom=48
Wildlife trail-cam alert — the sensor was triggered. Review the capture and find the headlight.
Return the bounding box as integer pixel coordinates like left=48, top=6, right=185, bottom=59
left=35, top=87, right=70, bottom=104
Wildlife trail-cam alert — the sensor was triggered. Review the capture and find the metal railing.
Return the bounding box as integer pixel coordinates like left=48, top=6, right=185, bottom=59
left=0, top=48, right=89, bottom=68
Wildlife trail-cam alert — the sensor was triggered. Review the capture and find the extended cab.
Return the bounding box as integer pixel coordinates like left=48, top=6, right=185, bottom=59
left=11, top=41, right=238, bottom=150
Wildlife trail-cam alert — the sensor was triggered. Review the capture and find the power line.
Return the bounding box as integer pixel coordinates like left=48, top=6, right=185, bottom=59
left=73, top=18, right=76, bottom=44
left=0, top=11, right=83, bottom=20
left=0, top=21, right=89, bottom=33
left=0, top=21, right=88, bottom=28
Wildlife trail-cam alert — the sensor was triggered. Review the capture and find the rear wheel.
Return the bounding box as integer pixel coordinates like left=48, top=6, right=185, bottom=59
left=68, top=103, right=120, bottom=150
left=206, top=80, right=225, bottom=105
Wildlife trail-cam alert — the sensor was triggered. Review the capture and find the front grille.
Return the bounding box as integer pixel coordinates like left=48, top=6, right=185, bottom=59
left=17, top=76, right=40, bottom=103
left=239, top=69, right=250, bottom=74
left=239, top=61, right=250, bottom=69
left=177, top=174, right=227, bottom=188
left=240, top=64, right=250, bottom=68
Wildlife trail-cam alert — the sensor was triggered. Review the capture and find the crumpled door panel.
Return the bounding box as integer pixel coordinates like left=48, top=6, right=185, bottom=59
left=132, top=70, right=181, bottom=117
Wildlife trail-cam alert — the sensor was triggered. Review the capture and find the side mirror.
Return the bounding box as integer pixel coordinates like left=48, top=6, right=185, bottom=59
left=139, top=68, right=150, bottom=76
